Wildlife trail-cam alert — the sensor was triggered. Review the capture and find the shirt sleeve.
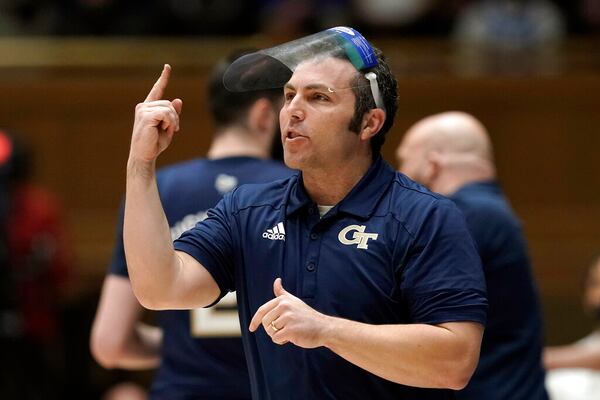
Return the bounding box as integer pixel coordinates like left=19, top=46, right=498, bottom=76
left=400, top=198, right=488, bottom=325
left=173, top=192, right=236, bottom=301
left=107, top=200, right=129, bottom=278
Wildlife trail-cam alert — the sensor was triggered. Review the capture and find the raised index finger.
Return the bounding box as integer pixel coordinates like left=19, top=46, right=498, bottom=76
left=145, top=64, right=171, bottom=102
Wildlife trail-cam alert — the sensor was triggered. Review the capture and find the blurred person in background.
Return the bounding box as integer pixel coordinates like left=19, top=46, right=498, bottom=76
left=0, top=130, right=21, bottom=399
left=582, top=0, right=600, bottom=29
left=544, top=254, right=600, bottom=400
left=52, top=0, right=156, bottom=35
left=0, top=129, right=73, bottom=400
left=156, top=0, right=260, bottom=36
left=90, top=50, right=291, bottom=400
left=53, top=0, right=260, bottom=36
left=453, top=0, right=566, bottom=49
left=258, top=0, right=350, bottom=39
left=396, top=111, right=548, bottom=400
left=350, top=0, right=458, bottom=36
left=0, top=0, right=57, bottom=35
left=352, top=0, right=436, bottom=29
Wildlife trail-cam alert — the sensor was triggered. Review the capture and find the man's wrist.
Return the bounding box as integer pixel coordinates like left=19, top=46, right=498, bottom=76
left=127, top=157, right=156, bottom=181
left=319, top=314, right=343, bottom=349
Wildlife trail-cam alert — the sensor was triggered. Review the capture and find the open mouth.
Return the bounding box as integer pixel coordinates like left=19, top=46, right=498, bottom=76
left=286, top=129, right=307, bottom=140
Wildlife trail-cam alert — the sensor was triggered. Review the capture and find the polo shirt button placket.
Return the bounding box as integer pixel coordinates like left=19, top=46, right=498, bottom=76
left=306, top=262, right=316, bottom=272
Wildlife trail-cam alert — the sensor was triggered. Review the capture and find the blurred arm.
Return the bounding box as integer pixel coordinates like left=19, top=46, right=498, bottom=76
left=544, top=343, right=600, bottom=370
left=90, top=275, right=162, bottom=369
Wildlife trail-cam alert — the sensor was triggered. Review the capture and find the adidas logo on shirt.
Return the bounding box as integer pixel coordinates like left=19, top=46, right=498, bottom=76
left=262, top=222, right=286, bottom=241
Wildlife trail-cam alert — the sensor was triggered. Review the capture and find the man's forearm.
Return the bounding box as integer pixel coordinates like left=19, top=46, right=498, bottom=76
left=124, top=158, right=180, bottom=309
left=545, top=344, right=600, bottom=370
left=250, top=280, right=483, bottom=389
left=91, top=275, right=163, bottom=370
left=321, top=318, right=482, bottom=390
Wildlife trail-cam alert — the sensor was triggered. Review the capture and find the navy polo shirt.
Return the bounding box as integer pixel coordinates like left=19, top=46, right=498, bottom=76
left=174, top=157, right=488, bottom=400
left=451, top=182, right=548, bottom=400
left=109, top=156, right=292, bottom=400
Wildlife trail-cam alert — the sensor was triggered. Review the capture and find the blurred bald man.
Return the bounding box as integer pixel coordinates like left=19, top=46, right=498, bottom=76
left=397, top=112, right=548, bottom=400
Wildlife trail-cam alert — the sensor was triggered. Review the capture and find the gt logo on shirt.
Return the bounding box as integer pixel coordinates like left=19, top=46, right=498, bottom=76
left=338, top=225, right=378, bottom=249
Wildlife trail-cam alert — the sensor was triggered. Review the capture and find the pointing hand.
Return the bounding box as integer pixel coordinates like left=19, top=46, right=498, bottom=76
left=130, top=64, right=183, bottom=163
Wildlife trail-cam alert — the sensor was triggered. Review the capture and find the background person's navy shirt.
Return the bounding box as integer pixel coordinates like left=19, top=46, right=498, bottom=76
left=109, top=156, right=292, bottom=400
left=174, top=157, right=488, bottom=400
left=451, top=181, right=548, bottom=400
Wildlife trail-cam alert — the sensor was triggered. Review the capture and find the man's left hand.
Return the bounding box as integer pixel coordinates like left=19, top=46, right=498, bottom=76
left=249, top=278, right=329, bottom=348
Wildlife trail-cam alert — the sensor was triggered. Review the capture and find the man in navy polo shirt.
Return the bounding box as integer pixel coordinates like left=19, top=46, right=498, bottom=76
left=90, top=51, right=291, bottom=399
left=124, top=28, right=488, bottom=399
left=397, top=111, right=548, bottom=400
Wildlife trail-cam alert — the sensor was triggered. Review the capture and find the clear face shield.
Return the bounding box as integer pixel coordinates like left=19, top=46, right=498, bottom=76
left=223, top=27, right=385, bottom=111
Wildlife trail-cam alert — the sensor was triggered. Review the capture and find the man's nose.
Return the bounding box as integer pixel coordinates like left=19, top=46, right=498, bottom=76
left=286, top=96, right=305, bottom=121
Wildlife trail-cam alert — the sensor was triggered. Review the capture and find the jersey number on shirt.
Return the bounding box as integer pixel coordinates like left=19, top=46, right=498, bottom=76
left=190, top=292, right=241, bottom=337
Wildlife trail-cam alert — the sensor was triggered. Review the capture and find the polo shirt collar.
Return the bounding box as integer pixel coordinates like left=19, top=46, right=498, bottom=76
left=285, top=175, right=312, bottom=217
left=285, top=157, right=396, bottom=219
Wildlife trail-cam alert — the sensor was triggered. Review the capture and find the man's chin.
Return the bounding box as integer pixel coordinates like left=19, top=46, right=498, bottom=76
left=283, top=159, right=301, bottom=171
left=283, top=152, right=304, bottom=171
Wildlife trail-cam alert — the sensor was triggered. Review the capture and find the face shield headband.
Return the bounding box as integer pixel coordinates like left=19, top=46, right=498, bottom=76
left=223, top=27, right=385, bottom=111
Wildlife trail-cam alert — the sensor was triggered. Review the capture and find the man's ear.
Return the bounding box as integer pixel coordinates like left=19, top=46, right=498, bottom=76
left=248, top=98, right=276, bottom=134
left=359, top=108, right=386, bottom=141
left=425, top=150, right=443, bottom=184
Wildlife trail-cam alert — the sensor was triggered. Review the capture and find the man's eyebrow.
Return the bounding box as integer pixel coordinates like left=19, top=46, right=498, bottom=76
left=283, top=82, right=334, bottom=92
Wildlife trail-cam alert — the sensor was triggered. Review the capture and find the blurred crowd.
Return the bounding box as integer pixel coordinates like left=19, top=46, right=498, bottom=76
left=0, top=0, right=598, bottom=41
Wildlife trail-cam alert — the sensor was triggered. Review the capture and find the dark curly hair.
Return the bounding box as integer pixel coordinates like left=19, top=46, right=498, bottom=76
left=346, top=47, right=398, bottom=160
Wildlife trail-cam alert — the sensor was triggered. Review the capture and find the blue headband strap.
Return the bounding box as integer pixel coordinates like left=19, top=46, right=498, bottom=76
left=327, top=27, right=378, bottom=70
